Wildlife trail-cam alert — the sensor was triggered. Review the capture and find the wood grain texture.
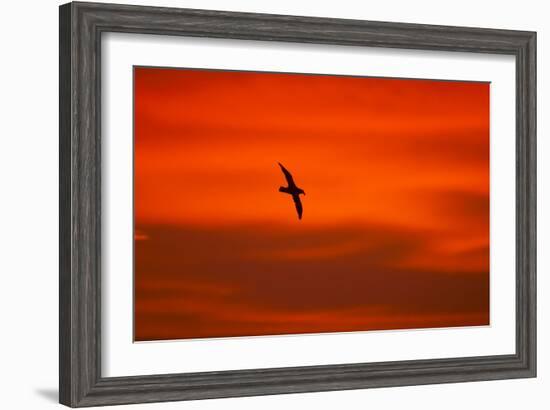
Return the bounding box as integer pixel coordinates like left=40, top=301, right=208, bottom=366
left=59, top=1, right=537, bottom=407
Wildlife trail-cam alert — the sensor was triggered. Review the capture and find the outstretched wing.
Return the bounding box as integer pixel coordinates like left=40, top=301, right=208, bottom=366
left=292, top=194, right=303, bottom=220
left=278, top=162, right=295, bottom=187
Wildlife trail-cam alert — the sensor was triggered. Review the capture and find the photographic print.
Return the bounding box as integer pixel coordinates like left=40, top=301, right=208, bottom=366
left=133, top=66, right=490, bottom=342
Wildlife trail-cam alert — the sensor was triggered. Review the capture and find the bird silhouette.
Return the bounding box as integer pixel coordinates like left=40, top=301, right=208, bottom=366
left=278, top=162, right=306, bottom=220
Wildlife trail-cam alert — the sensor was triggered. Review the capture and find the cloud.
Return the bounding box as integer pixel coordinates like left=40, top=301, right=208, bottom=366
left=134, top=230, right=149, bottom=241
left=134, top=222, right=489, bottom=341
left=133, top=67, right=489, bottom=341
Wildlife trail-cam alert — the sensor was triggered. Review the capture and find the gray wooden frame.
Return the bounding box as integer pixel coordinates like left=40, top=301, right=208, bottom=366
left=59, top=1, right=536, bottom=407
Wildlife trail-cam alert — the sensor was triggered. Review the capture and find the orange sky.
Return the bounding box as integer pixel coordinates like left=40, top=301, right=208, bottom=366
left=134, top=66, right=490, bottom=341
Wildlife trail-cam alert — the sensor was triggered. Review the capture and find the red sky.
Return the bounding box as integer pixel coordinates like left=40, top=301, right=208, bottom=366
left=134, top=66, right=490, bottom=341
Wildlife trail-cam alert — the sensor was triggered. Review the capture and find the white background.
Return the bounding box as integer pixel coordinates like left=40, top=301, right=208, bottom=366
left=0, top=0, right=546, bottom=409
left=103, top=33, right=516, bottom=376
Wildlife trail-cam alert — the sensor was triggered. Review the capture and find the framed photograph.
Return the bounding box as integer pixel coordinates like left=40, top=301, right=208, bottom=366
left=59, top=1, right=536, bottom=407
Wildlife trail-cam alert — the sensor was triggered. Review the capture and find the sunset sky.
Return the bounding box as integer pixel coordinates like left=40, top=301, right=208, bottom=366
left=133, top=66, right=490, bottom=341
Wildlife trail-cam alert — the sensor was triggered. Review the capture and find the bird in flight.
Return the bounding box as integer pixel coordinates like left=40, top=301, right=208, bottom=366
left=278, top=162, right=306, bottom=220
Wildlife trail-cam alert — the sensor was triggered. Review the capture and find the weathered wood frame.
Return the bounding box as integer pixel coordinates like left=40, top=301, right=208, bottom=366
left=59, top=2, right=536, bottom=407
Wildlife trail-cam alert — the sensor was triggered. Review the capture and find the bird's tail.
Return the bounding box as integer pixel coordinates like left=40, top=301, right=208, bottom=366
left=279, top=186, right=291, bottom=194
